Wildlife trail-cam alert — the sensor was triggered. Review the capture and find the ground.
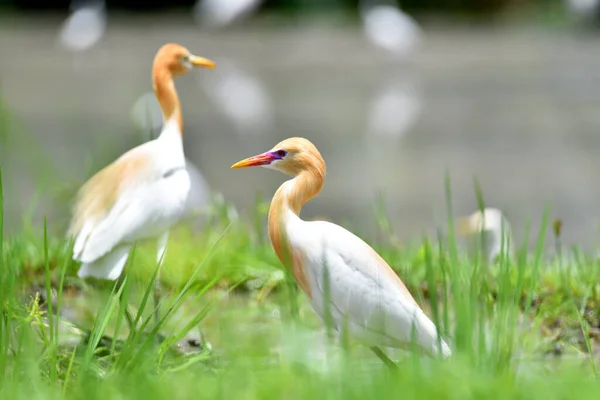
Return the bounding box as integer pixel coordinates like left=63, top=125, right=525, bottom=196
left=2, top=189, right=600, bottom=399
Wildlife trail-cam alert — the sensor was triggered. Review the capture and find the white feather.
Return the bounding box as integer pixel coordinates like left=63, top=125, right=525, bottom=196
left=72, top=119, right=191, bottom=280
left=77, top=244, right=132, bottom=280
left=286, top=212, right=451, bottom=357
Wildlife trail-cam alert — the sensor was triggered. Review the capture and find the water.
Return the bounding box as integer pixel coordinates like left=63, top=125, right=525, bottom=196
left=2, top=14, right=600, bottom=250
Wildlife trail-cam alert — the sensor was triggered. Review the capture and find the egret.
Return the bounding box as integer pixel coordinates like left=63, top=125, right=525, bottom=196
left=58, top=0, right=107, bottom=52
left=231, top=137, right=451, bottom=365
left=365, top=80, right=422, bottom=139
left=68, top=43, right=215, bottom=327
left=130, top=91, right=212, bottom=220
left=193, top=0, right=264, bottom=28
left=456, top=208, right=514, bottom=263
left=197, top=60, right=274, bottom=136
left=360, top=0, right=421, bottom=59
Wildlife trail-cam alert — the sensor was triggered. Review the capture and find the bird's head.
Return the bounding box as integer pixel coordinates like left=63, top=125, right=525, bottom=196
left=456, top=208, right=506, bottom=237
left=153, top=43, right=216, bottom=77
left=231, top=137, right=325, bottom=176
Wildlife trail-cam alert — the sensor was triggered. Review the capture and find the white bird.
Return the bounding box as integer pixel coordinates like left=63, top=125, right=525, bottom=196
left=58, top=1, right=107, bottom=52
left=231, top=137, right=451, bottom=364
left=456, top=208, right=514, bottom=263
left=130, top=91, right=213, bottom=218
left=68, top=43, right=215, bottom=325
left=360, top=0, right=421, bottom=59
left=193, top=0, right=264, bottom=28
left=198, top=60, right=274, bottom=136
left=565, top=0, right=599, bottom=21
left=365, top=80, right=422, bottom=139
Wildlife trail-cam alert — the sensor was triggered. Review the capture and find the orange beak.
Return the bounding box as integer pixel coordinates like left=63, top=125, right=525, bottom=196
left=231, top=151, right=276, bottom=169
left=189, top=54, right=216, bottom=69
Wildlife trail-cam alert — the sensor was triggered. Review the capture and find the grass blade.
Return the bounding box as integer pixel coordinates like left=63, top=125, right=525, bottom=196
left=0, top=168, right=3, bottom=257
left=42, top=217, right=57, bottom=381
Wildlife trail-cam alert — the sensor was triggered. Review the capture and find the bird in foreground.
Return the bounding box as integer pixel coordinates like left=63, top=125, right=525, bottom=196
left=456, top=208, right=514, bottom=263
left=68, top=43, right=215, bottom=327
left=231, top=137, right=451, bottom=364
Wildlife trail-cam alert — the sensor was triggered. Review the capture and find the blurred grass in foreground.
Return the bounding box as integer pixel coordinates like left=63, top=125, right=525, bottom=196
left=2, top=165, right=600, bottom=399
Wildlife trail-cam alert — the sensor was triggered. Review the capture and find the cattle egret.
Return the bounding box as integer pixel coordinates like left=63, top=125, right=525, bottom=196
left=193, top=0, right=264, bottom=28
left=565, top=0, right=599, bottom=21
left=365, top=80, right=422, bottom=139
left=68, top=43, right=215, bottom=327
left=198, top=60, right=273, bottom=136
left=130, top=91, right=212, bottom=219
left=58, top=1, right=107, bottom=52
left=360, top=0, right=421, bottom=58
left=231, top=137, right=451, bottom=364
left=456, top=208, right=514, bottom=263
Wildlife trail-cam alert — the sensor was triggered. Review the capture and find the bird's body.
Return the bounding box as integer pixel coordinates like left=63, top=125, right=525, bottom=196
left=285, top=217, right=449, bottom=353
left=71, top=120, right=190, bottom=279
left=232, top=137, right=451, bottom=359
left=457, top=207, right=514, bottom=263
left=360, top=0, right=421, bottom=58
left=69, top=43, right=215, bottom=283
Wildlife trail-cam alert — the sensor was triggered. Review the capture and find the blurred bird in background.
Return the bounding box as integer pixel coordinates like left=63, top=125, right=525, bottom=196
left=68, top=44, right=215, bottom=329
left=456, top=208, right=514, bottom=264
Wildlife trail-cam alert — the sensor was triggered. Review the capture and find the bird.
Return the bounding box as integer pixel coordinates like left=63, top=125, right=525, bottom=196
left=193, top=0, right=265, bottom=29
left=68, top=43, right=216, bottom=328
left=58, top=0, right=107, bottom=52
left=231, top=137, right=451, bottom=364
left=365, top=79, right=422, bottom=139
left=360, top=0, right=421, bottom=59
left=197, top=59, right=274, bottom=137
left=456, top=208, right=514, bottom=263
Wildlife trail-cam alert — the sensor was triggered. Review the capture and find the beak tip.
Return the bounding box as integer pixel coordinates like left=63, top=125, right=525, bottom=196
left=190, top=55, right=217, bottom=69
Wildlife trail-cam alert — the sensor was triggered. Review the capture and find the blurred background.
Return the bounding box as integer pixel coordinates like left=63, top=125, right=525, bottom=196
left=1, top=0, right=600, bottom=250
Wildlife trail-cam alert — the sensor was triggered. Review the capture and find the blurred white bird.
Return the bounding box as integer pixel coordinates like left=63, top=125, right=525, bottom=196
left=198, top=60, right=273, bottom=135
left=565, top=0, right=599, bottom=20
left=365, top=80, right=422, bottom=139
left=456, top=208, right=514, bottom=263
left=360, top=0, right=421, bottom=58
left=193, top=0, right=265, bottom=28
left=130, top=92, right=212, bottom=218
left=69, top=44, right=215, bottom=327
left=58, top=0, right=107, bottom=52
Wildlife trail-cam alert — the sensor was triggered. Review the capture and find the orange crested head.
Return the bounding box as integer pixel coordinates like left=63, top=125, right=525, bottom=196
left=153, top=43, right=216, bottom=77
left=231, top=137, right=326, bottom=177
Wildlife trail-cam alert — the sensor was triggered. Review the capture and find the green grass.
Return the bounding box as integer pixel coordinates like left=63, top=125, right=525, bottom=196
left=2, top=168, right=600, bottom=399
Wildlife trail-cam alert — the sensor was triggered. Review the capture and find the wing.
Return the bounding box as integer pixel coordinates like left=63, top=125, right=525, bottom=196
left=77, top=244, right=132, bottom=280
left=69, top=145, right=159, bottom=262
left=296, top=221, right=450, bottom=356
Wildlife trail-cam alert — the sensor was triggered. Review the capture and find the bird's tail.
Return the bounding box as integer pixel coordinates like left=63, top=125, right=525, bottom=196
left=436, top=339, right=452, bottom=358
left=413, top=310, right=453, bottom=358
left=77, top=245, right=131, bottom=281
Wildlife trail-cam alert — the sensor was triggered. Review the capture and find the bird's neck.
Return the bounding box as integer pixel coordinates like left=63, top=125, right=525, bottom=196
left=488, top=223, right=513, bottom=262
left=268, top=166, right=325, bottom=268
left=153, top=67, right=183, bottom=134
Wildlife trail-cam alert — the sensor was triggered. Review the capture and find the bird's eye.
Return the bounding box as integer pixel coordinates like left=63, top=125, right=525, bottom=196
left=275, top=149, right=287, bottom=158
left=180, top=54, right=192, bottom=66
